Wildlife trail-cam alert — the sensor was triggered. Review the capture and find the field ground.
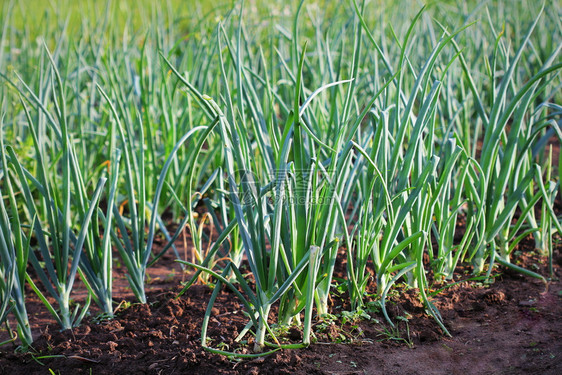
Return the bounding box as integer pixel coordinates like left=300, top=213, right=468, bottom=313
left=1, top=237, right=561, bottom=375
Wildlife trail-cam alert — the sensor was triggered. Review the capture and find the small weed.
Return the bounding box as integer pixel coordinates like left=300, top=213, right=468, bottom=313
left=92, top=312, right=113, bottom=324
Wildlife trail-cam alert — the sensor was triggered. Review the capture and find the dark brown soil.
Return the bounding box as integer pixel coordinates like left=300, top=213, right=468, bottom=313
left=1, top=239, right=561, bottom=374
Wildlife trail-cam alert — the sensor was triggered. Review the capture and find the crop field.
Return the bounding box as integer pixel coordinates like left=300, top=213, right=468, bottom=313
left=0, top=0, right=561, bottom=373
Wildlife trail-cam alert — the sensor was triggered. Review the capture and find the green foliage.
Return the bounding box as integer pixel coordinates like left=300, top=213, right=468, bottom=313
left=0, top=0, right=560, bottom=352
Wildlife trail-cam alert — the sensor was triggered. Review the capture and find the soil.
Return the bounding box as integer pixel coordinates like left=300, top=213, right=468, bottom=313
left=0, top=235, right=561, bottom=374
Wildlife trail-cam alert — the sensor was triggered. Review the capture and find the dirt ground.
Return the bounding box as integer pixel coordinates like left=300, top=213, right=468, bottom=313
left=0, top=236, right=561, bottom=375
